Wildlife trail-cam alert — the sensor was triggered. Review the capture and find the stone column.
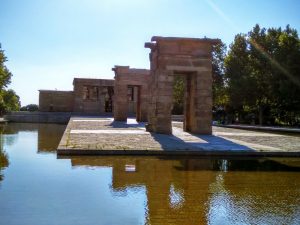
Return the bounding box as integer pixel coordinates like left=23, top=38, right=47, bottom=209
left=139, top=86, right=149, bottom=122
left=193, top=70, right=212, bottom=134
left=147, top=70, right=173, bottom=134
left=114, top=84, right=128, bottom=121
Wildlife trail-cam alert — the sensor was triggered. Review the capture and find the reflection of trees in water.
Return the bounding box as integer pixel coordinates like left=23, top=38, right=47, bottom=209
left=0, top=150, right=8, bottom=182
left=0, top=123, right=20, bottom=147
left=0, top=126, right=9, bottom=182
left=208, top=171, right=300, bottom=225
left=68, top=156, right=300, bottom=225
left=173, top=157, right=300, bottom=172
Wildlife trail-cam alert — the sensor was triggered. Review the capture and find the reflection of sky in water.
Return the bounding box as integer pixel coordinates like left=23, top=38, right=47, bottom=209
left=208, top=174, right=245, bottom=225
left=0, top=123, right=299, bottom=225
left=169, top=184, right=184, bottom=209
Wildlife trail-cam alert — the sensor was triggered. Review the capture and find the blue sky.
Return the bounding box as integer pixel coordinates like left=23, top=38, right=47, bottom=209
left=1, top=0, right=300, bottom=106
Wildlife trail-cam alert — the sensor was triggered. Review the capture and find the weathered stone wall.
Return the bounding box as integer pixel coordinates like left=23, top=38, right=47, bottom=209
left=145, top=36, right=219, bottom=134
left=39, top=90, right=74, bottom=112
left=113, top=66, right=150, bottom=122
left=73, top=78, right=114, bottom=113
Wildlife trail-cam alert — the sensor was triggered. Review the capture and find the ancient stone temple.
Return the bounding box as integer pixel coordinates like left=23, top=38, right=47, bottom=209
left=39, top=36, right=218, bottom=135
left=145, top=36, right=219, bottom=134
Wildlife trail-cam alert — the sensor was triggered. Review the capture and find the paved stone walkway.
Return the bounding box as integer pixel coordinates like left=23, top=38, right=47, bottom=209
left=218, top=124, right=300, bottom=133
left=57, top=117, right=300, bottom=156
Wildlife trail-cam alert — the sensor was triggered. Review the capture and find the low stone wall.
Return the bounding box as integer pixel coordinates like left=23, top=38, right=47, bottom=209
left=5, top=112, right=182, bottom=124
left=4, top=112, right=112, bottom=124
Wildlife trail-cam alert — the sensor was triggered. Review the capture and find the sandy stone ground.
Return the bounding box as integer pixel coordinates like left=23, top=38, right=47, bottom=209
left=57, top=117, right=300, bottom=154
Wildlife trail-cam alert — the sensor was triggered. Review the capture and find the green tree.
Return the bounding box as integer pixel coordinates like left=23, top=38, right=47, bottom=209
left=212, top=41, right=228, bottom=122
left=20, top=104, right=39, bottom=112
left=224, top=24, right=300, bottom=125
left=0, top=44, right=20, bottom=114
left=248, top=24, right=273, bottom=125
left=172, top=75, right=184, bottom=114
left=269, top=26, right=300, bottom=125
left=224, top=34, right=256, bottom=123
left=0, top=45, right=12, bottom=90
left=2, top=89, right=20, bottom=112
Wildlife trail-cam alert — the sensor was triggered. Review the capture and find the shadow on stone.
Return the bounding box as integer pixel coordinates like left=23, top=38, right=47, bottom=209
left=149, top=131, right=254, bottom=151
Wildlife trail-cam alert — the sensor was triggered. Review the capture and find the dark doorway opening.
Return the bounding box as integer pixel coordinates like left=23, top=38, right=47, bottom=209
left=104, top=86, right=114, bottom=112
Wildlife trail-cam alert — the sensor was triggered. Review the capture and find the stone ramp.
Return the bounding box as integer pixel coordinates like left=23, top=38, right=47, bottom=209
left=57, top=117, right=300, bottom=156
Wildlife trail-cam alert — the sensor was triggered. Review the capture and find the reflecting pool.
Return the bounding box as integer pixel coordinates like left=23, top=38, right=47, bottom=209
left=0, top=123, right=299, bottom=225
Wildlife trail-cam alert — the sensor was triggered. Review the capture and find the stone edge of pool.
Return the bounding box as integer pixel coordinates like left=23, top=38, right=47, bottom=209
left=56, top=148, right=300, bottom=157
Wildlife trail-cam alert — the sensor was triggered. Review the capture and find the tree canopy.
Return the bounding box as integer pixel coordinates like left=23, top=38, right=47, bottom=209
left=20, top=104, right=39, bottom=112
left=213, top=24, right=300, bottom=126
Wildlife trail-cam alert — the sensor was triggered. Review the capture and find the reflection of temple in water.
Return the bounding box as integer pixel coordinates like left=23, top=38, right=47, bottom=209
left=69, top=156, right=300, bottom=225
left=70, top=157, right=216, bottom=224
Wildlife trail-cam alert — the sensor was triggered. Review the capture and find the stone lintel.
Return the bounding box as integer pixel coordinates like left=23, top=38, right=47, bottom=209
left=166, top=65, right=210, bottom=72
left=151, top=36, right=220, bottom=45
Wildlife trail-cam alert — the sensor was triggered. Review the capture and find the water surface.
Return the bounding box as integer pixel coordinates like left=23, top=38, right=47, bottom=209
left=0, top=123, right=299, bottom=225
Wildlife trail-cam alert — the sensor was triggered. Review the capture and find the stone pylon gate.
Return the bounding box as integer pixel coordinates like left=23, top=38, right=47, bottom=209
left=113, top=66, right=150, bottom=122
left=145, top=36, right=219, bottom=134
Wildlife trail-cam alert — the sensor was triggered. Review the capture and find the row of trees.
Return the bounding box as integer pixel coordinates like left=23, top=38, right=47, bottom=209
left=0, top=45, right=20, bottom=115
left=213, top=24, right=300, bottom=126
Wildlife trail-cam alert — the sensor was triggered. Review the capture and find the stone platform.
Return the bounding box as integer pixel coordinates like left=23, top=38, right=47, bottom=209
left=57, top=117, right=300, bottom=156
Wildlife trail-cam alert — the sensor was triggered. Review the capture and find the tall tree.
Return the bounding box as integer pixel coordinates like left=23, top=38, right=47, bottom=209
left=212, top=41, right=227, bottom=107
left=212, top=41, right=228, bottom=122
left=248, top=24, right=273, bottom=125
left=224, top=34, right=256, bottom=122
left=269, top=26, right=300, bottom=125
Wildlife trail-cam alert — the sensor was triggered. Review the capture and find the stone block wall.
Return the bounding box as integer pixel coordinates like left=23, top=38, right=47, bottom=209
left=73, top=78, right=114, bottom=113
left=39, top=90, right=74, bottom=112
left=113, top=66, right=150, bottom=122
